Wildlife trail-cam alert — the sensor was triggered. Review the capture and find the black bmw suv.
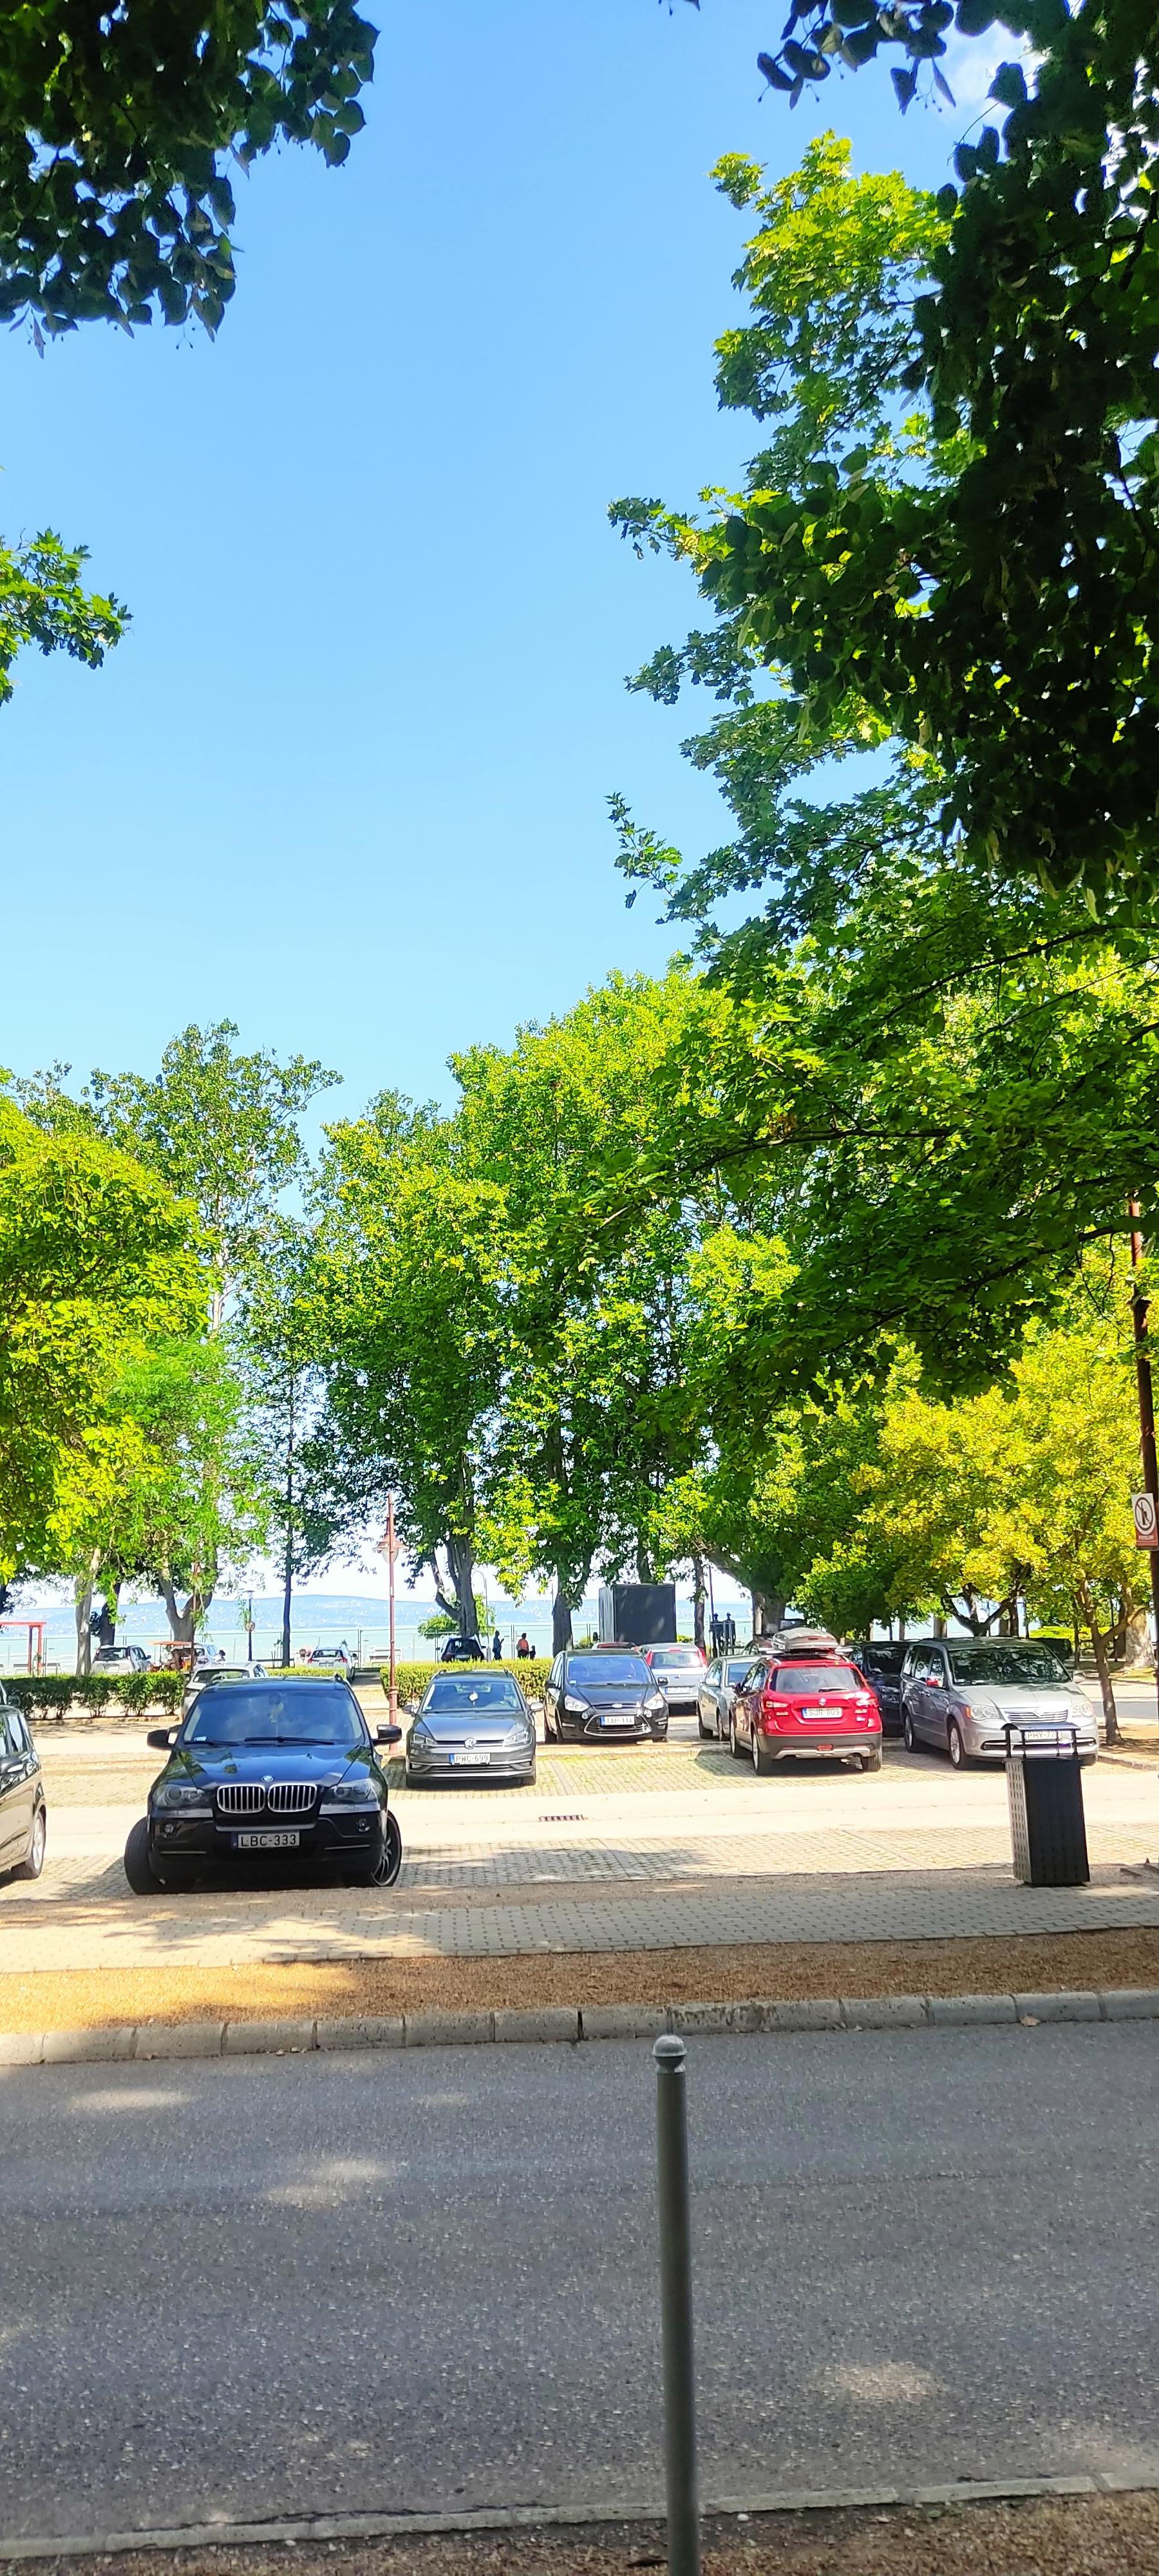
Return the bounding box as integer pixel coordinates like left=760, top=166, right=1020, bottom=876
left=125, top=1677, right=402, bottom=1893
left=544, top=1648, right=668, bottom=1743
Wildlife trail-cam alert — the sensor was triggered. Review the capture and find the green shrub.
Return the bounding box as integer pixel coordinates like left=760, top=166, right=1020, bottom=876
left=8, top=1674, right=74, bottom=1718
left=151, top=1669, right=185, bottom=1713
left=387, top=1656, right=551, bottom=1703
left=119, top=1667, right=159, bottom=1714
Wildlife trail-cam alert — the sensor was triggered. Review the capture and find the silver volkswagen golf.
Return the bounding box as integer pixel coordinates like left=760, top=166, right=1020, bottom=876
left=900, top=1638, right=1098, bottom=1768
left=405, top=1671, right=537, bottom=1786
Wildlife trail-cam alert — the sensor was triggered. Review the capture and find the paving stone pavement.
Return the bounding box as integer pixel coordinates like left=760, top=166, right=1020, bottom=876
left=4, top=1729, right=1158, bottom=1973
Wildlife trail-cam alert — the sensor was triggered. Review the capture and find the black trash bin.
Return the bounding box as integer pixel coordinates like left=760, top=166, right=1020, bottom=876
left=1005, top=1724, right=1090, bottom=1887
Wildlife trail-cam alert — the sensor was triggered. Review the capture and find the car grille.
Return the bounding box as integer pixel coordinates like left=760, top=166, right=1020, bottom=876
left=214, top=1782, right=317, bottom=1817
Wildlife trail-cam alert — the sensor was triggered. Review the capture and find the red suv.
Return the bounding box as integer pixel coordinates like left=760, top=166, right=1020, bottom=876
left=730, top=1652, right=882, bottom=1774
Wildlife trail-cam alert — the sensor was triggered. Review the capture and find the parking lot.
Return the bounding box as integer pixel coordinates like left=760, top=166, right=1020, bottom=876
left=5, top=1693, right=1159, bottom=1978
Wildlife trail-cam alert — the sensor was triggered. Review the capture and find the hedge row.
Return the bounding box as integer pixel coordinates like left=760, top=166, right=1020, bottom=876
left=375, top=1658, right=551, bottom=1701
left=6, top=1670, right=186, bottom=1717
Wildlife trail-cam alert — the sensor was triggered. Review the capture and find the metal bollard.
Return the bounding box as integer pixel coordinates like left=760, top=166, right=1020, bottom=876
left=654, top=2033, right=701, bottom=2576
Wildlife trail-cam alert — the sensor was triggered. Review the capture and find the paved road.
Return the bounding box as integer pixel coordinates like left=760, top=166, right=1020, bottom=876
left=2, top=2023, right=1158, bottom=2543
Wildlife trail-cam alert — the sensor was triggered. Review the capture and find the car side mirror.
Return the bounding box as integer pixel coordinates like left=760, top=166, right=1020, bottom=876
left=376, top=1724, right=403, bottom=1747
left=147, top=1727, right=176, bottom=1750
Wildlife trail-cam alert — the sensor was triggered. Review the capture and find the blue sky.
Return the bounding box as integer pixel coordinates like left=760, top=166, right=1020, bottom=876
left=1, top=0, right=997, bottom=1128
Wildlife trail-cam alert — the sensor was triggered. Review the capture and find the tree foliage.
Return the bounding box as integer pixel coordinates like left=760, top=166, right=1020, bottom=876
left=0, top=1097, right=204, bottom=1586
left=621, top=103, right=1159, bottom=902
left=0, top=0, right=375, bottom=337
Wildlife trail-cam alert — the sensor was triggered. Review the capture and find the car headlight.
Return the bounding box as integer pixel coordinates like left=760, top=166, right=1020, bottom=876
left=152, top=1781, right=211, bottom=1813
left=411, top=1720, right=433, bottom=1744
left=321, top=1777, right=382, bottom=1805
left=961, top=1697, right=999, bottom=1721
left=563, top=1694, right=590, bottom=1714
left=503, top=1722, right=534, bottom=1747
left=647, top=1693, right=666, bottom=1714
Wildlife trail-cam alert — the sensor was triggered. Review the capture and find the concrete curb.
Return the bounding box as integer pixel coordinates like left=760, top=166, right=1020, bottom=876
left=3, top=2466, right=1159, bottom=2563
left=2, top=1985, right=1158, bottom=2069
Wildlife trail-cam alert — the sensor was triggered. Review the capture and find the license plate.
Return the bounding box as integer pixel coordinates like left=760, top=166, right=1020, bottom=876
left=601, top=1711, right=630, bottom=1727
left=232, top=1830, right=300, bottom=1850
left=451, top=1748, right=490, bottom=1765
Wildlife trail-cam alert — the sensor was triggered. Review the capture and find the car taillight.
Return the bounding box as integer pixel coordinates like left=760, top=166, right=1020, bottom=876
left=760, top=1691, right=791, bottom=1729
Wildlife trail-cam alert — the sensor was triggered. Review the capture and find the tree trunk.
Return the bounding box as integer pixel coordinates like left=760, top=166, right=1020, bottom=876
left=751, top=1590, right=785, bottom=1638
left=74, top=1550, right=101, bottom=1676
left=160, top=1578, right=208, bottom=1645
left=692, top=1552, right=707, bottom=1653
left=552, top=1588, right=574, bottom=1654
left=446, top=1531, right=476, bottom=1636
left=1081, top=1588, right=1121, bottom=1745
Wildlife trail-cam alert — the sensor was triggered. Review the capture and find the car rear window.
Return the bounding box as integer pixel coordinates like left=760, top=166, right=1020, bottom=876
left=648, top=1648, right=703, bottom=1669
left=726, top=1660, right=752, bottom=1683
left=773, top=1663, right=862, bottom=1691
left=422, top=1677, right=523, bottom=1712
left=568, top=1654, right=650, bottom=1687
left=185, top=1685, right=364, bottom=1746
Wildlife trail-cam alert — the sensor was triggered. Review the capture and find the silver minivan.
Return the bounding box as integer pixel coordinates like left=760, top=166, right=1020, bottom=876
left=900, top=1638, right=1098, bottom=1768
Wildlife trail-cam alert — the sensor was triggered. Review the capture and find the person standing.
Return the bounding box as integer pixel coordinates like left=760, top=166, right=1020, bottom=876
left=493, top=1630, right=504, bottom=1662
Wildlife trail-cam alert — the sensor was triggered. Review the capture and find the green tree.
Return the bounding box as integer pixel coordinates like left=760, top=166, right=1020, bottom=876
left=690, top=0, right=1159, bottom=904
left=0, top=6, right=373, bottom=703
left=608, top=141, right=1159, bottom=1406
left=316, top=1095, right=506, bottom=1637
left=88, top=1021, right=339, bottom=1324
left=237, top=1218, right=338, bottom=1667
left=451, top=975, right=710, bottom=1650
left=0, top=1097, right=204, bottom=1600
left=0, top=533, right=126, bottom=707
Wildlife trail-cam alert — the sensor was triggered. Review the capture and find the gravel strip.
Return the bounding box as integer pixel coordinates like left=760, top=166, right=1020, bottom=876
left=3, top=1983, right=1158, bottom=2064
left=1, top=1926, right=1158, bottom=2034
left=5, top=2489, right=1159, bottom=2576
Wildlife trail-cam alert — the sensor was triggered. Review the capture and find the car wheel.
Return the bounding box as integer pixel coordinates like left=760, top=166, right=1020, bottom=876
left=861, top=1744, right=883, bottom=1772
left=124, top=1817, right=161, bottom=1895
left=751, top=1727, right=773, bottom=1777
left=903, top=1709, right=920, bottom=1753
left=730, top=1713, right=746, bottom=1761
left=947, top=1718, right=968, bottom=1770
left=15, top=1804, right=46, bottom=1880
left=346, top=1811, right=404, bottom=1888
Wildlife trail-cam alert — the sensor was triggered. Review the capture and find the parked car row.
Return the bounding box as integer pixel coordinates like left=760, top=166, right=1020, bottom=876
left=697, top=1632, right=1098, bottom=1770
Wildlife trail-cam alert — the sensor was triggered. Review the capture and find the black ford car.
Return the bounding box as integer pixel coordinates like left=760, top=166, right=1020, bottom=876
left=543, top=1648, right=668, bottom=1743
left=124, top=1678, right=402, bottom=1894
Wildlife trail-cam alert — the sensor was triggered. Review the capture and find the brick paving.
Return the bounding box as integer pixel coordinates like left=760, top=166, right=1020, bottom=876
left=4, top=1727, right=1158, bottom=1977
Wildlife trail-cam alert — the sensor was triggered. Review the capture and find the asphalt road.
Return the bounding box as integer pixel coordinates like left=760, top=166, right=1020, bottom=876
left=2, top=2025, right=1158, bottom=2543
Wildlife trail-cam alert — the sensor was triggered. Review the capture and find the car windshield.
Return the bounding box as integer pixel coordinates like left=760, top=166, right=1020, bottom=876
left=773, top=1663, right=861, bottom=1691
left=185, top=1685, right=364, bottom=1747
left=648, top=1648, right=702, bottom=1668
left=422, top=1677, right=523, bottom=1712
left=948, top=1645, right=1070, bottom=1687
left=569, top=1654, right=650, bottom=1687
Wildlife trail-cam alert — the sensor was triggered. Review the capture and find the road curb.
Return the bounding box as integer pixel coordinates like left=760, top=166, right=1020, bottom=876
left=2, top=1985, right=1158, bottom=2069
left=3, top=2466, right=1159, bottom=2562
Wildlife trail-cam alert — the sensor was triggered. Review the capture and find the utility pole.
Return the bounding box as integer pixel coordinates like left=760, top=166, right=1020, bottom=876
left=1128, top=1200, right=1159, bottom=1726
